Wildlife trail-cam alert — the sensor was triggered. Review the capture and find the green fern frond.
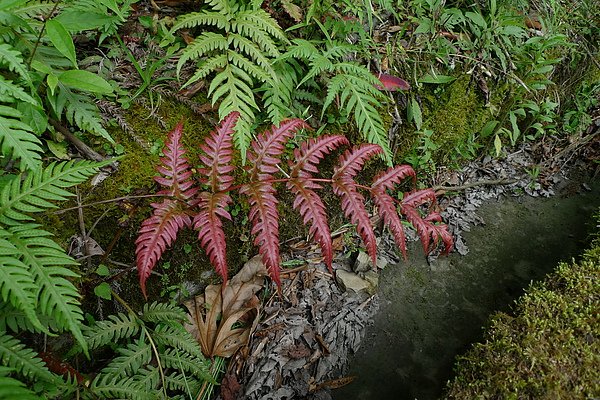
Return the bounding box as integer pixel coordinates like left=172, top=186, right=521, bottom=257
left=161, top=348, right=213, bottom=383
left=0, top=76, right=38, bottom=105
left=133, top=366, right=160, bottom=392
left=0, top=160, right=111, bottom=226
left=172, top=11, right=229, bottom=31
left=281, top=39, right=320, bottom=61
left=52, top=85, right=114, bottom=143
left=327, top=73, right=392, bottom=163
left=176, top=32, right=228, bottom=76
left=227, top=33, right=276, bottom=78
left=84, top=312, right=140, bottom=350
left=88, top=375, right=157, bottom=400
left=0, top=105, right=43, bottom=171
left=227, top=51, right=273, bottom=83
left=140, top=301, right=187, bottom=324
left=100, top=339, right=152, bottom=379
left=300, top=54, right=334, bottom=86
left=8, top=224, right=87, bottom=352
left=0, top=234, right=45, bottom=333
left=0, top=302, right=58, bottom=333
left=183, top=54, right=228, bottom=88
left=151, top=324, right=206, bottom=361
left=0, top=332, right=58, bottom=385
left=0, top=43, right=30, bottom=83
left=261, top=60, right=298, bottom=124
left=0, top=373, right=43, bottom=400
left=231, top=15, right=281, bottom=57
left=238, top=10, right=289, bottom=44
left=164, top=371, right=202, bottom=395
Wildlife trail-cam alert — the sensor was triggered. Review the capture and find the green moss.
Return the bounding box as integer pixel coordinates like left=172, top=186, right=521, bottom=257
left=444, top=215, right=600, bottom=399
left=421, top=75, right=496, bottom=164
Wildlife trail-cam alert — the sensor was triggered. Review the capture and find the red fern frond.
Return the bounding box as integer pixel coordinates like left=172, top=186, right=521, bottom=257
left=155, top=121, right=197, bottom=200
left=371, top=165, right=417, bottom=191
left=198, top=112, right=238, bottom=192
left=401, top=189, right=453, bottom=255
left=369, top=165, right=417, bottom=259
left=240, top=183, right=281, bottom=285
left=136, top=200, right=192, bottom=297
left=193, top=113, right=239, bottom=283
left=287, top=135, right=348, bottom=270
left=242, top=119, right=308, bottom=285
left=332, top=144, right=383, bottom=266
left=194, top=192, right=232, bottom=283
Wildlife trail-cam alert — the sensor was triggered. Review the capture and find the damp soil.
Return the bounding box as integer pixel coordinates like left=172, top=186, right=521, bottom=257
left=332, top=179, right=600, bottom=400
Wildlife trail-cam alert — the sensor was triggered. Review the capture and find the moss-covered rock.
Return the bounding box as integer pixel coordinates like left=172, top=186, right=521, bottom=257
left=444, top=216, right=600, bottom=399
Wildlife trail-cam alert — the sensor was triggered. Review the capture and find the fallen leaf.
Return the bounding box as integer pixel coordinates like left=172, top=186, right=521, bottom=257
left=184, top=255, right=267, bottom=357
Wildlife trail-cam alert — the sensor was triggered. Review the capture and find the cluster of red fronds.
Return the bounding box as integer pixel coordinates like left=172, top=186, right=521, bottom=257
left=135, top=113, right=452, bottom=296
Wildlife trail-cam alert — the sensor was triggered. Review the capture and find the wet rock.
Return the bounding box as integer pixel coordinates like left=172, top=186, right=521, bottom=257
left=363, top=270, right=379, bottom=294
left=336, top=270, right=369, bottom=296
left=352, top=251, right=372, bottom=273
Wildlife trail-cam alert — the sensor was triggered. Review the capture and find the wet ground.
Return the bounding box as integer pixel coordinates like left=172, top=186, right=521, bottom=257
left=333, top=180, right=600, bottom=400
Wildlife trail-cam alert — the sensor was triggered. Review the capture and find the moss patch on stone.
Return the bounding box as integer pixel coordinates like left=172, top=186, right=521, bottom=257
left=444, top=213, right=600, bottom=399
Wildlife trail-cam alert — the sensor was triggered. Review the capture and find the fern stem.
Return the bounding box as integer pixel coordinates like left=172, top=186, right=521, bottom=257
left=27, top=0, right=61, bottom=68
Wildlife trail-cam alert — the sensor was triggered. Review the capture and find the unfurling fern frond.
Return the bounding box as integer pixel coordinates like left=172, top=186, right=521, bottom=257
left=0, top=105, right=43, bottom=171
left=240, top=119, right=309, bottom=285
left=287, top=135, right=349, bottom=270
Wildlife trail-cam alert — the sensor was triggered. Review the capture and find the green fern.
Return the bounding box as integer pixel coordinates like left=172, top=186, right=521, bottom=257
left=83, top=312, right=141, bottom=350
left=172, top=0, right=287, bottom=162
left=0, top=366, right=44, bottom=400
left=83, top=302, right=213, bottom=399
left=0, top=160, right=111, bottom=354
left=0, top=105, right=43, bottom=171
left=0, top=43, right=31, bottom=84
left=282, top=39, right=393, bottom=163
left=0, top=332, right=59, bottom=386
left=48, top=84, right=114, bottom=144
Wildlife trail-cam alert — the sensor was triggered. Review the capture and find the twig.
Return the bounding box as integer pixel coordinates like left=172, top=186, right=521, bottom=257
left=48, top=118, right=110, bottom=164
left=54, top=194, right=165, bottom=214
left=433, top=178, right=518, bottom=193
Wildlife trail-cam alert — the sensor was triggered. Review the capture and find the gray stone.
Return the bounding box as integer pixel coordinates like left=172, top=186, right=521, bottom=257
left=353, top=251, right=373, bottom=273
left=363, top=270, right=379, bottom=294
left=336, top=270, right=369, bottom=295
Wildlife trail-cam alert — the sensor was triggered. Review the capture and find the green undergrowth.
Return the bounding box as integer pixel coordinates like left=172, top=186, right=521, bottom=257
left=444, top=212, right=600, bottom=399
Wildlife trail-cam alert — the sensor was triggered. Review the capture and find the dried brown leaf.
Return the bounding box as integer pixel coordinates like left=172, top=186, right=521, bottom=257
left=184, top=256, right=267, bottom=357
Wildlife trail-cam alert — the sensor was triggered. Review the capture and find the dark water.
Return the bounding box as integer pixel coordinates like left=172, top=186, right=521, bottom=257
left=333, top=181, right=600, bottom=400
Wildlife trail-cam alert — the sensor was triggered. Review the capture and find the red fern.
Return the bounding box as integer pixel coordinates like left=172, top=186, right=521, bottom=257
left=401, top=189, right=453, bottom=254
left=370, top=165, right=417, bottom=259
left=136, top=200, right=192, bottom=296
left=193, top=113, right=238, bottom=284
left=287, top=135, right=349, bottom=270
left=240, top=119, right=309, bottom=285
left=332, top=144, right=383, bottom=266
left=136, top=123, right=197, bottom=296
left=154, top=121, right=197, bottom=200
left=136, top=117, right=453, bottom=296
